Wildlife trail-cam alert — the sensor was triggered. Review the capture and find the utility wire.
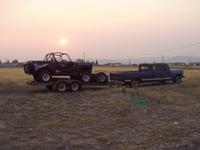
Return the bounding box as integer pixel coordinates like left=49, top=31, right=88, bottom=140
left=137, top=41, right=200, bottom=57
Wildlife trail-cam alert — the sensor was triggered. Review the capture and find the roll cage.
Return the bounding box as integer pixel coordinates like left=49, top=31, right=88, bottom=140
left=44, top=52, right=72, bottom=62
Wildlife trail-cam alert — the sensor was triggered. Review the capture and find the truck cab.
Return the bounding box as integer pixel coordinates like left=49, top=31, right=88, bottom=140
left=110, top=63, right=184, bottom=86
left=139, top=63, right=173, bottom=81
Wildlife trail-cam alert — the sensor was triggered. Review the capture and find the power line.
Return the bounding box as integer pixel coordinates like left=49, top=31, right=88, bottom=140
left=137, top=41, right=200, bottom=57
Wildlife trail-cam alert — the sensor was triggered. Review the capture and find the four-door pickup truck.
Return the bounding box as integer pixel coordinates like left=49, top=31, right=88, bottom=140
left=110, top=63, right=184, bottom=86
left=24, top=52, right=93, bottom=83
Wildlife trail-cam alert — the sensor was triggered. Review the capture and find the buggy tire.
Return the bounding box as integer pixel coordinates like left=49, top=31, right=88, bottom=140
left=81, top=72, right=92, bottom=83
left=38, top=70, right=52, bottom=83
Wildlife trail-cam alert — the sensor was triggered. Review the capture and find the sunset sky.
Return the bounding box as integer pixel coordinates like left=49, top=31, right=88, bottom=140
left=0, top=0, right=200, bottom=61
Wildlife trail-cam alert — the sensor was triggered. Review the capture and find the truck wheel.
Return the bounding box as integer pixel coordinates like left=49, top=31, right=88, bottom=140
left=173, top=76, right=182, bottom=84
left=70, top=81, right=81, bottom=92
left=57, top=82, right=67, bottom=92
left=39, top=70, right=52, bottom=83
left=81, top=72, right=92, bottom=83
left=96, top=73, right=108, bottom=84
left=131, top=80, right=139, bottom=87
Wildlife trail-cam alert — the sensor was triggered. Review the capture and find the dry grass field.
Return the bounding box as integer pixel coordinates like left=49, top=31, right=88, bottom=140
left=0, top=66, right=200, bottom=150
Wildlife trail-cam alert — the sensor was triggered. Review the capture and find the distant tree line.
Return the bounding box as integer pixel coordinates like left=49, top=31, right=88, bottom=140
left=0, top=59, right=24, bottom=67
left=0, top=59, right=20, bottom=64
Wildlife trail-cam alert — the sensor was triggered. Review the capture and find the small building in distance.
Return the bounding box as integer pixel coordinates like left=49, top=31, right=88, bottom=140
left=104, top=63, right=123, bottom=67
left=189, top=62, right=200, bottom=66
left=168, top=62, right=186, bottom=67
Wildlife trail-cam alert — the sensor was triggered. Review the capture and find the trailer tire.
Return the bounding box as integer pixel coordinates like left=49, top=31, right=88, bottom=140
left=70, top=81, right=81, bottom=92
left=57, top=82, right=67, bottom=92
left=46, top=85, right=53, bottom=91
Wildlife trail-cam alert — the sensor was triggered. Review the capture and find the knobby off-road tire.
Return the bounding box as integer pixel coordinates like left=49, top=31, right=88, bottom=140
left=81, top=72, right=92, bottom=83
left=38, top=70, right=52, bottom=83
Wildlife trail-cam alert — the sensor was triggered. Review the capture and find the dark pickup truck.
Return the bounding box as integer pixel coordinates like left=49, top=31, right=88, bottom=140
left=110, top=63, right=184, bottom=86
left=24, top=52, right=92, bottom=83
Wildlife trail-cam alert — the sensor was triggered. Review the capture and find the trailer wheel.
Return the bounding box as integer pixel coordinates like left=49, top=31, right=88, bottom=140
left=39, top=70, right=52, bottom=83
left=57, top=82, right=67, bottom=92
left=46, top=85, right=53, bottom=91
left=70, top=81, right=81, bottom=92
left=81, top=72, right=92, bottom=83
left=96, top=73, right=108, bottom=84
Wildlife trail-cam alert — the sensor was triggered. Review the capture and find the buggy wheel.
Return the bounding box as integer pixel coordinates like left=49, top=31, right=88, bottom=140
left=39, top=70, right=52, bottom=83
left=70, top=81, right=81, bottom=92
left=57, top=82, right=67, bottom=92
left=81, top=72, right=92, bottom=83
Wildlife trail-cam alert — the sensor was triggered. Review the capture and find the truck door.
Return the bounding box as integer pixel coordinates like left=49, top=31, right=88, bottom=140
left=153, top=64, right=171, bottom=80
left=139, top=65, right=153, bottom=81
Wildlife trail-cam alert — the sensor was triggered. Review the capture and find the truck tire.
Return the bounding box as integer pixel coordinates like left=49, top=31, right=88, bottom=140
left=69, top=81, right=81, bottom=92
left=131, top=79, right=140, bottom=87
left=173, top=76, right=182, bottom=84
left=57, top=81, right=67, bottom=92
left=96, top=73, right=108, bottom=84
left=38, top=70, right=52, bottom=83
left=81, top=72, right=92, bottom=83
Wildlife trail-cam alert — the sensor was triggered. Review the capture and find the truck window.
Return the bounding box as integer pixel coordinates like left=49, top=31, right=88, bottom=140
left=153, top=64, right=168, bottom=71
left=140, top=65, right=152, bottom=71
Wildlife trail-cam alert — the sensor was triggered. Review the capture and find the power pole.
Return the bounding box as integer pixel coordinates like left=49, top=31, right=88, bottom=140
left=83, top=51, right=85, bottom=62
left=129, top=59, right=131, bottom=66
left=162, top=55, right=164, bottom=63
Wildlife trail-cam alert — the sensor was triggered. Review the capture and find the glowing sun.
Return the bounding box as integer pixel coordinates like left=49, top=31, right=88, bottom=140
left=59, top=38, right=68, bottom=46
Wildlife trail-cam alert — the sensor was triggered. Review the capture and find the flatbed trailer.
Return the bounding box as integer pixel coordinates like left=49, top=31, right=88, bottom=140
left=27, top=73, right=110, bottom=92
left=27, top=78, right=82, bottom=92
